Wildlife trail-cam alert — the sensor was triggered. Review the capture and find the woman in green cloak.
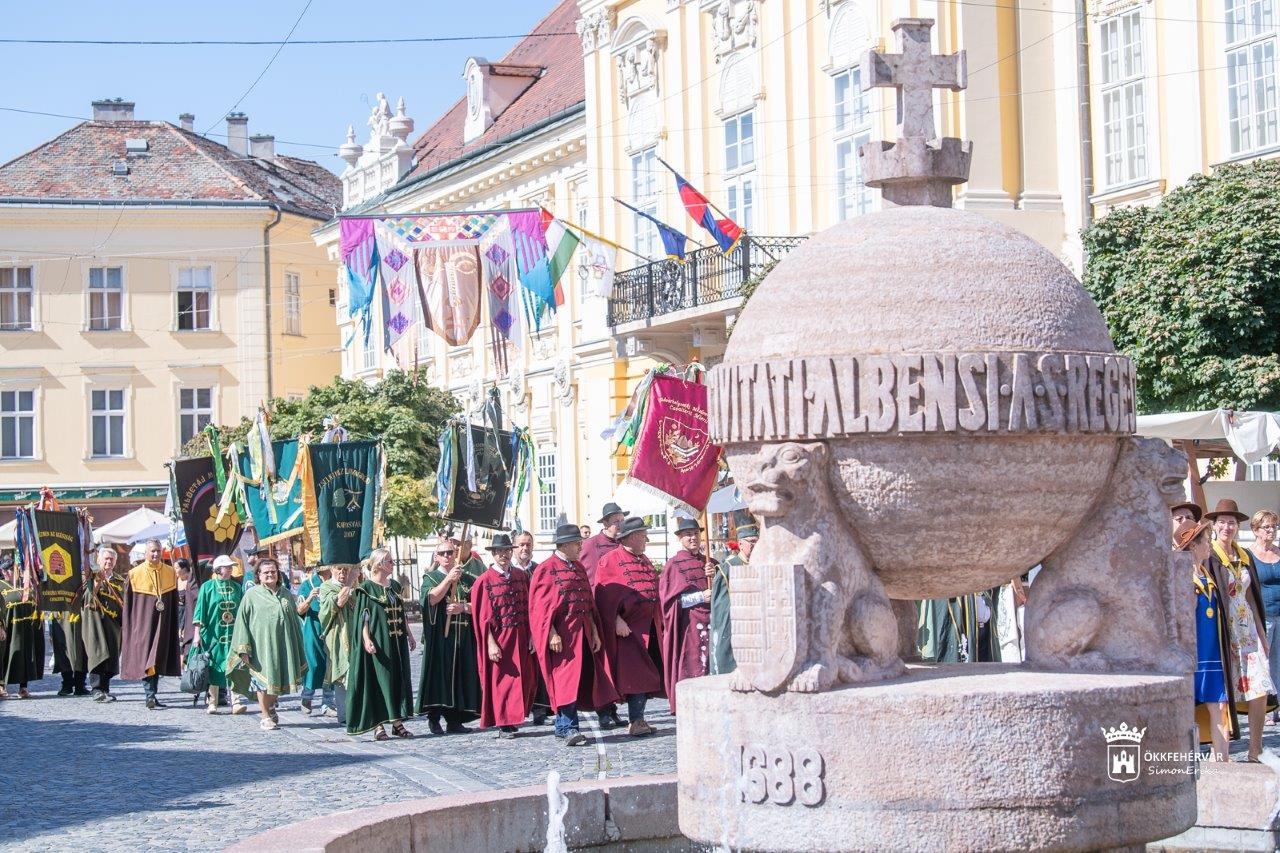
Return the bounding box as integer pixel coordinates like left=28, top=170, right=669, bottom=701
left=345, top=548, right=417, bottom=740
left=226, top=558, right=306, bottom=731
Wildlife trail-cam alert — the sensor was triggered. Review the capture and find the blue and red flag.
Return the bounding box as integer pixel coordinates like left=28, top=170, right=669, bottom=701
left=660, top=158, right=743, bottom=254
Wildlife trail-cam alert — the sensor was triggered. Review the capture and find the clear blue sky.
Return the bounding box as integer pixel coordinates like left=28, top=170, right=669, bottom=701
left=0, top=1, right=556, bottom=172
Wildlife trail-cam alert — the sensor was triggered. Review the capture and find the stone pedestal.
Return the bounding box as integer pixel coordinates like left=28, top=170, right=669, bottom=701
left=677, top=667, right=1197, bottom=852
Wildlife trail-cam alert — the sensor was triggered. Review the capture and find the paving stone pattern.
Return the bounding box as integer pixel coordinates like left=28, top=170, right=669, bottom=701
left=0, top=628, right=676, bottom=852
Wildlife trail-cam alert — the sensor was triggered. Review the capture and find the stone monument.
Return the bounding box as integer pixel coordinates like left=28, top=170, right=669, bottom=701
left=681, top=18, right=1198, bottom=852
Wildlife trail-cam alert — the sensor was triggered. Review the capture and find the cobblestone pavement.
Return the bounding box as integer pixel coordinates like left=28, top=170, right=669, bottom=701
left=0, top=631, right=676, bottom=852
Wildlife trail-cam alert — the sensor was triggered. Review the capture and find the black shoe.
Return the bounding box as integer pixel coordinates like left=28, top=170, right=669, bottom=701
left=428, top=717, right=444, bottom=736
left=496, top=726, right=517, bottom=739
left=145, top=697, right=157, bottom=710
left=57, top=685, right=73, bottom=697
left=73, top=686, right=91, bottom=697
left=532, top=710, right=548, bottom=726
left=599, top=713, right=622, bottom=730
left=446, top=722, right=472, bottom=735
left=565, top=732, right=588, bottom=747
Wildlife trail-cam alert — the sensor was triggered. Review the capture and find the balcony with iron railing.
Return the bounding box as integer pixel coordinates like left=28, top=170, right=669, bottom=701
left=607, top=235, right=807, bottom=329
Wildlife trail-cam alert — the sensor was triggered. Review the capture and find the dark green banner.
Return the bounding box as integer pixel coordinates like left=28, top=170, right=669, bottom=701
left=36, top=509, right=83, bottom=613
left=309, top=440, right=380, bottom=565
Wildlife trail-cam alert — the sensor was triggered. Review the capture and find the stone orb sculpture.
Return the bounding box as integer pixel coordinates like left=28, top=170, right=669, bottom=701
left=717, top=206, right=1132, bottom=600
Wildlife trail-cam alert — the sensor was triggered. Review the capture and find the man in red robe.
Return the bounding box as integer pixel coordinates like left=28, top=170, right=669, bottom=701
left=593, top=516, right=662, bottom=737
left=580, top=502, right=626, bottom=584
left=659, top=516, right=715, bottom=715
left=529, top=523, right=619, bottom=746
left=470, top=533, right=534, bottom=739
left=511, top=530, right=550, bottom=726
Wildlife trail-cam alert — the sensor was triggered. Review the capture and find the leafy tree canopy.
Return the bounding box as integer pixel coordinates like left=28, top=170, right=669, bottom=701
left=1083, top=159, right=1280, bottom=413
left=185, top=370, right=458, bottom=538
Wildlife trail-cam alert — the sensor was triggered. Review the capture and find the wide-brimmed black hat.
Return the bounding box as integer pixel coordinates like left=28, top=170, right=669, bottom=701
left=618, top=516, right=649, bottom=539
left=598, top=502, right=626, bottom=523
left=553, top=523, right=584, bottom=545
left=1170, top=502, right=1203, bottom=522
left=487, top=533, right=514, bottom=552
left=736, top=523, right=760, bottom=539
left=674, top=516, right=702, bottom=535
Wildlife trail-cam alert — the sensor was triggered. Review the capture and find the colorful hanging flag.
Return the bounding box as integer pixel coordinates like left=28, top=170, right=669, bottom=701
left=373, top=221, right=421, bottom=352
left=623, top=372, right=721, bottom=515
left=415, top=242, right=484, bottom=347
left=574, top=232, right=618, bottom=298
left=660, top=158, right=744, bottom=253
left=616, top=199, right=688, bottom=261
left=339, top=219, right=378, bottom=346
left=539, top=208, right=582, bottom=307
left=479, top=216, right=524, bottom=374
left=508, top=210, right=552, bottom=326
left=307, top=439, right=381, bottom=566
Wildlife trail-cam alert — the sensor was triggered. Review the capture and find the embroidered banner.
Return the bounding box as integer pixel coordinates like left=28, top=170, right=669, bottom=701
left=625, top=373, right=721, bottom=515
left=442, top=423, right=515, bottom=531
left=415, top=243, right=484, bottom=347
left=175, top=456, right=242, bottom=564
left=35, top=509, right=83, bottom=613
left=308, top=440, right=380, bottom=565
left=237, top=439, right=306, bottom=546
left=479, top=217, right=524, bottom=374
left=373, top=221, right=420, bottom=352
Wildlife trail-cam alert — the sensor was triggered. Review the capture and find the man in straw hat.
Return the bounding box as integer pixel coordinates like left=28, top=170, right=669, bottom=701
left=529, top=523, right=619, bottom=746
left=659, top=515, right=717, bottom=715
left=470, top=533, right=536, bottom=739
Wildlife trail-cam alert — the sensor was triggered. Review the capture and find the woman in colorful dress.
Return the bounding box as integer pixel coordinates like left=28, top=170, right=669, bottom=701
left=1205, top=498, right=1275, bottom=762
left=1247, top=509, right=1280, bottom=724
left=346, top=548, right=417, bottom=741
left=192, top=555, right=246, bottom=715
left=1176, top=519, right=1231, bottom=760
left=227, top=558, right=307, bottom=732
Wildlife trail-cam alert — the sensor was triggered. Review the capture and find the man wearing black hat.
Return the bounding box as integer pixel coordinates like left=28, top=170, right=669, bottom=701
left=528, top=523, right=619, bottom=746
left=581, top=503, right=627, bottom=585
left=711, top=520, right=758, bottom=676
left=659, top=516, right=716, bottom=715
left=470, top=533, right=535, bottom=739
left=593, top=516, right=662, bottom=737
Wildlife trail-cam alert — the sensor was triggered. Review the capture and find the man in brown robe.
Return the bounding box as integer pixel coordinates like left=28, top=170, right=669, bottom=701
left=659, top=516, right=715, bottom=716
left=120, top=540, right=181, bottom=709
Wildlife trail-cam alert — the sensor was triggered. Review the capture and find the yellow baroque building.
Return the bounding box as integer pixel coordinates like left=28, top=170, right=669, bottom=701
left=0, top=100, right=341, bottom=524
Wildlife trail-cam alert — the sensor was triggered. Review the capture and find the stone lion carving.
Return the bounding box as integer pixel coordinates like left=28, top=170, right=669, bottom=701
left=730, top=441, right=904, bottom=693
left=1025, top=436, right=1193, bottom=674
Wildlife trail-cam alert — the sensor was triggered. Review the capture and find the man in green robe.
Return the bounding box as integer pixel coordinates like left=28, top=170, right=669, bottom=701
left=296, top=565, right=335, bottom=716
left=83, top=546, right=125, bottom=702
left=3, top=557, right=44, bottom=697
left=226, top=558, right=306, bottom=731
left=711, top=522, right=758, bottom=675
left=416, top=533, right=482, bottom=734
left=193, top=555, right=246, bottom=714
left=319, top=563, right=357, bottom=725
left=346, top=548, right=416, bottom=739
left=917, top=591, right=1001, bottom=663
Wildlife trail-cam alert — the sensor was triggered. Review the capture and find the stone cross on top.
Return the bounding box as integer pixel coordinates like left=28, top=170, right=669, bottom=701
left=858, top=18, right=973, bottom=208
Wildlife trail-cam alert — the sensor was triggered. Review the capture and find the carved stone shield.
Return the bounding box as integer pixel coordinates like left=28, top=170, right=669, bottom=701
left=730, top=563, right=807, bottom=692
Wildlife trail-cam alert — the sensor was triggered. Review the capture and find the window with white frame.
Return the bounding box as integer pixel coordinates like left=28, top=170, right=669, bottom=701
left=284, top=271, right=301, bottom=335
left=0, top=267, right=34, bottom=331
left=1250, top=458, right=1280, bottom=480
left=361, top=330, right=377, bottom=371
left=1099, top=10, right=1149, bottom=186
left=724, top=110, right=756, bottom=230
left=1226, top=0, right=1279, bottom=155
left=631, top=148, right=659, bottom=258
left=88, top=266, right=124, bottom=331
left=178, top=387, right=213, bottom=446
left=90, top=388, right=126, bottom=458
left=0, top=390, right=35, bottom=460
left=576, top=196, right=591, bottom=302
left=176, top=266, right=213, bottom=331
left=537, top=448, right=558, bottom=532
left=834, top=67, right=874, bottom=220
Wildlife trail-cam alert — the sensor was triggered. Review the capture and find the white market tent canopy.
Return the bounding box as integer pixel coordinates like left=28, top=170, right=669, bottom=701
left=1137, top=408, right=1280, bottom=465
left=0, top=519, right=14, bottom=549
left=93, top=506, right=170, bottom=545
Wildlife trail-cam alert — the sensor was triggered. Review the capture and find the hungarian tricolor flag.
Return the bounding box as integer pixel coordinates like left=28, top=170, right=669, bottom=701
left=529, top=207, right=580, bottom=308
left=663, top=159, right=743, bottom=253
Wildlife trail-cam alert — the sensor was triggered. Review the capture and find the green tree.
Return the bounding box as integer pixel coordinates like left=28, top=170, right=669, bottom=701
left=1083, top=158, right=1280, bottom=413
left=185, top=370, right=458, bottom=537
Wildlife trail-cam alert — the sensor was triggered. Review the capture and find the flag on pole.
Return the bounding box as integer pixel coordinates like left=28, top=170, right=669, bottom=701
left=660, top=158, right=744, bottom=253
left=339, top=219, right=378, bottom=346
left=541, top=208, right=581, bottom=307
left=574, top=232, right=618, bottom=298
left=615, top=199, right=689, bottom=261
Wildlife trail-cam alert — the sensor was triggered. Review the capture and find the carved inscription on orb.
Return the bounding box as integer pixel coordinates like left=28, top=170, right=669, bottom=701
left=708, top=351, right=1137, bottom=443
left=739, top=744, right=826, bottom=806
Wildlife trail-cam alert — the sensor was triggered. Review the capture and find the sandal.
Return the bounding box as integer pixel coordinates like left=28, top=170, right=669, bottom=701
left=374, top=726, right=390, bottom=741
left=391, top=722, right=414, bottom=739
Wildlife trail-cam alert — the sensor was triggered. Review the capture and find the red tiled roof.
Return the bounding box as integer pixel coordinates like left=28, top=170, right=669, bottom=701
left=0, top=119, right=340, bottom=219
left=403, top=0, right=584, bottom=182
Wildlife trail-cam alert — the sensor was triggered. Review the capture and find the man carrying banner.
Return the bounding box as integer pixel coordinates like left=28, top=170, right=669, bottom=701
left=593, top=516, right=662, bottom=738
left=51, top=607, right=90, bottom=697
left=83, top=546, right=125, bottom=702
left=470, top=533, right=535, bottom=739
left=192, top=555, right=245, bottom=715
left=120, top=539, right=181, bottom=710
left=529, top=524, right=618, bottom=746
left=296, top=564, right=336, bottom=716
left=711, top=521, right=757, bottom=676
left=417, top=531, right=481, bottom=735
left=659, top=516, right=716, bottom=715
left=512, top=530, right=550, bottom=726
left=1, top=557, right=42, bottom=698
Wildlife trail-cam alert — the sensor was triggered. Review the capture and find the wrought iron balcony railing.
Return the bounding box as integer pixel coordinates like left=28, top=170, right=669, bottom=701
left=607, top=235, right=807, bottom=327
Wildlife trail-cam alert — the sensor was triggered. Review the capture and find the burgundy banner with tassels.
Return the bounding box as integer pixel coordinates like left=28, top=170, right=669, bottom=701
left=623, top=373, right=721, bottom=515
